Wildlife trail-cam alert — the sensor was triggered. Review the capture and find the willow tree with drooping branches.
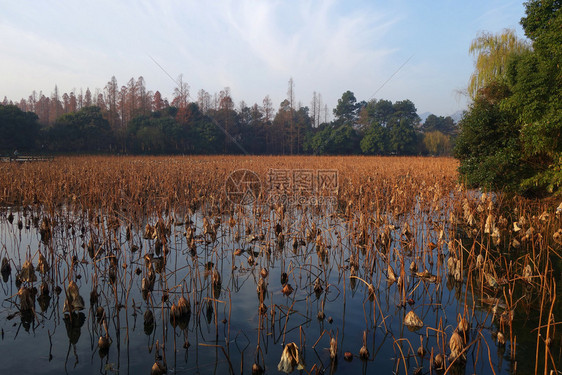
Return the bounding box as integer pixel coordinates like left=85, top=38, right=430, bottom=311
left=468, top=28, right=530, bottom=99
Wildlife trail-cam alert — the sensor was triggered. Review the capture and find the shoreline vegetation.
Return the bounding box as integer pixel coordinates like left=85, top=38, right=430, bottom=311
left=0, top=155, right=560, bottom=374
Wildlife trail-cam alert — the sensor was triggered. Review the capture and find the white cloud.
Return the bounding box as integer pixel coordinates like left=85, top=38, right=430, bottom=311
left=0, top=0, right=527, bottom=115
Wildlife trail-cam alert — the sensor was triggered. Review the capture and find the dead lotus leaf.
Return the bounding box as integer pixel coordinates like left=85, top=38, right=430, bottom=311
left=416, top=270, right=438, bottom=283
left=404, top=310, right=423, bottom=330
left=278, top=342, right=304, bottom=373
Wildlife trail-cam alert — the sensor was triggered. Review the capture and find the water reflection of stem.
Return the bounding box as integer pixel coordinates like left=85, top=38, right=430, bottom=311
left=281, top=295, right=298, bottom=346
left=391, top=337, right=412, bottom=375
left=545, top=280, right=557, bottom=375
left=350, top=275, right=388, bottom=333
left=535, top=256, right=548, bottom=375
left=478, top=330, right=497, bottom=375
left=199, top=343, right=235, bottom=374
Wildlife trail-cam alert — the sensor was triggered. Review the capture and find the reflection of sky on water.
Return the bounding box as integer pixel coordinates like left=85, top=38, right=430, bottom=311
left=0, top=206, right=548, bottom=374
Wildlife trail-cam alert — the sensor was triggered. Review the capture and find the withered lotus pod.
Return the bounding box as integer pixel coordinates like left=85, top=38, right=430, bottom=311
left=98, top=335, right=112, bottom=356
left=151, top=361, right=166, bottom=375
left=359, top=331, right=369, bottom=360
left=252, top=362, right=264, bottom=375
left=433, top=353, right=445, bottom=371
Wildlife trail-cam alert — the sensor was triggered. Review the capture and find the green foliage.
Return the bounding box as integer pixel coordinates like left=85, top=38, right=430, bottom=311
left=333, top=90, right=359, bottom=125
left=457, top=0, right=562, bottom=196
left=306, top=124, right=359, bottom=155
left=358, top=98, right=421, bottom=155
left=388, top=118, right=419, bottom=155
left=360, top=123, right=389, bottom=155
left=127, top=104, right=224, bottom=154
left=193, top=116, right=224, bottom=154
left=0, top=104, right=40, bottom=153
left=454, top=82, right=529, bottom=192
left=521, top=0, right=561, bottom=42
left=422, top=114, right=456, bottom=135
left=48, top=106, right=113, bottom=153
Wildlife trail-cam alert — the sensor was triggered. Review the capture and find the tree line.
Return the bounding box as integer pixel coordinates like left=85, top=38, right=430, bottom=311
left=1, top=78, right=457, bottom=156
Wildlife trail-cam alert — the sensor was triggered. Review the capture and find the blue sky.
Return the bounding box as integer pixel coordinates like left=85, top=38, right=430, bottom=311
left=0, top=0, right=527, bottom=117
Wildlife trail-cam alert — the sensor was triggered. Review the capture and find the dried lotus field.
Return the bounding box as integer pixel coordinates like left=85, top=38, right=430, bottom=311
left=0, top=155, right=560, bottom=375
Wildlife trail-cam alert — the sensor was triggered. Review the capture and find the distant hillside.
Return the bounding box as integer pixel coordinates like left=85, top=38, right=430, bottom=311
left=449, top=110, right=464, bottom=123
left=419, top=112, right=432, bottom=123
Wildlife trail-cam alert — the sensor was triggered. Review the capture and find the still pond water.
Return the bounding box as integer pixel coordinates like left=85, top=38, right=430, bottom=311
left=0, top=201, right=551, bottom=374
